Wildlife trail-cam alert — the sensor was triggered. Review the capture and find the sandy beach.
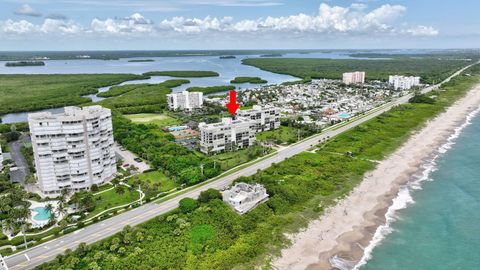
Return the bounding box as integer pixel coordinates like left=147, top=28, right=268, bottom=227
left=273, top=85, right=480, bottom=270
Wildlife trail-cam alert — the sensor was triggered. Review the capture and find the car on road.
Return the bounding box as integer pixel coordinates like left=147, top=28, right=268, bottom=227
left=10, top=166, right=19, bottom=171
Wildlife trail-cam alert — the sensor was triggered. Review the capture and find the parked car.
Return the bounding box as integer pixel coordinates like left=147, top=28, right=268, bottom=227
left=134, top=158, right=142, bottom=163
left=123, top=164, right=130, bottom=168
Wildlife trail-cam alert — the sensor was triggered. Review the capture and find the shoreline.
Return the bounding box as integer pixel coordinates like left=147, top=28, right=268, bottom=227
left=273, top=85, right=480, bottom=270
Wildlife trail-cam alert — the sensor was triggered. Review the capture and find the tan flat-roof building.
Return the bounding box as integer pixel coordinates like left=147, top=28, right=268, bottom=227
left=343, top=71, right=365, bottom=85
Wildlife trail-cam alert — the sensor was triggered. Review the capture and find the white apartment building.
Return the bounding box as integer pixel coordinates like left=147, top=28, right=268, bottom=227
left=389, top=75, right=421, bottom=90
left=222, top=182, right=268, bottom=214
left=199, top=118, right=257, bottom=154
left=342, top=71, right=365, bottom=85
left=237, top=105, right=280, bottom=132
left=167, top=91, right=203, bottom=111
left=28, top=106, right=117, bottom=196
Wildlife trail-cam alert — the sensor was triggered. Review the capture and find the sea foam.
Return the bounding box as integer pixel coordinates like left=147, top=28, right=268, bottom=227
left=350, top=107, right=480, bottom=270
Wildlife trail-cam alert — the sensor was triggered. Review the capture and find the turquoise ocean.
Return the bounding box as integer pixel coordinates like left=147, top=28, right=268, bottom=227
left=354, top=108, right=480, bottom=270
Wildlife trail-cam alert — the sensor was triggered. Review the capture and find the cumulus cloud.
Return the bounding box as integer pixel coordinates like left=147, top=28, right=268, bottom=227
left=1, top=18, right=82, bottom=35
left=14, top=4, right=42, bottom=17
left=158, top=3, right=410, bottom=35
left=159, top=16, right=233, bottom=33
left=1, top=3, right=439, bottom=38
left=1, top=19, right=37, bottom=34
left=90, top=13, right=154, bottom=34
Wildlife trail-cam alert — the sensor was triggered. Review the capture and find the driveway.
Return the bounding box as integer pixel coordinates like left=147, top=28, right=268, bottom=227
left=8, top=134, right=30, bottom=185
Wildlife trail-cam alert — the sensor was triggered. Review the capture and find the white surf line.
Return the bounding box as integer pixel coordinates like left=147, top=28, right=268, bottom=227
left=352, top=106, right=480, bottom=270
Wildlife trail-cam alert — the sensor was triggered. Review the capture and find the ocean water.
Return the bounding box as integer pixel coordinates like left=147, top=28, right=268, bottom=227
left=356, top=109, right=480, bottom=270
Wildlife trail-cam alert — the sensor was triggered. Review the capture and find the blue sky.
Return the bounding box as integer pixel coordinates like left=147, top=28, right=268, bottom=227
left=0, top=0, right=478, bottom=50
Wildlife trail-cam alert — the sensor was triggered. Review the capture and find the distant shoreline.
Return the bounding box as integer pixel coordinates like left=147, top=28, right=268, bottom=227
left=128, top=59, right=155, bottom=62
left=5, top=61, right=45, bottom=67
left=273, top=84, right=480, bottom=270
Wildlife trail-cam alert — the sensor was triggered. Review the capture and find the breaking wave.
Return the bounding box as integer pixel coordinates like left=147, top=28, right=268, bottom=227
left=350, top=107, right=480, bottom=270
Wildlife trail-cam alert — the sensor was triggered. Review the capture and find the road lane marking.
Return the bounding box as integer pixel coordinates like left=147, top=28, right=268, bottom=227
left=7, top=62, right=477, bottom=270
left=24, top=254, right=30, bottom=261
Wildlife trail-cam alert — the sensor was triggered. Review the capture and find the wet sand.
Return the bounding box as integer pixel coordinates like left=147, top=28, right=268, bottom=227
left=273, top=85, right=480, bottom=270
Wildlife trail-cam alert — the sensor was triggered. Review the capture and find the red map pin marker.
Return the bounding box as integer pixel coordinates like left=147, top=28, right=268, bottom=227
left=226, top=90, right=240, bottom=116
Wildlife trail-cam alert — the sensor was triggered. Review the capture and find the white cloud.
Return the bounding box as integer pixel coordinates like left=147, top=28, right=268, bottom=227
left=90, top=13, right=154, bottom=34
left=14, top=4, right=42, bottom=17
left=40, top=19, right=83, bottom=34
left=405, top=25, right=439, bottom=36
left=157, top=3, right=410, bottom=35
left=350, top=3, right=368, bottom=11
left=1, top=19, right=37, bottom=34
left=159, top=16, right=233, bottom=33
left=1, top=3, right=439, bottom=39
left=0, top=18, right=82, bottom=35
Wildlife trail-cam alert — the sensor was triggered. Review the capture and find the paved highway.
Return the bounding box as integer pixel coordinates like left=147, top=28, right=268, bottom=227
left=5, top=62, right=477, bottom=270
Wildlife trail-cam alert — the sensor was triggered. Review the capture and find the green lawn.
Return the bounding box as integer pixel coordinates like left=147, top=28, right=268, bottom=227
left=125, top=113, right=182, bottom=128
left=127, top=171, right=178, bottom=198
left=93, top=183, right=114, bottom=194
left=87, top=188, right=140, bottom=218
left=0, top=74, right=148, bottom=115
left=207, top=145, right=271, bottom=171
left=256, top=126, right=299, bottom=144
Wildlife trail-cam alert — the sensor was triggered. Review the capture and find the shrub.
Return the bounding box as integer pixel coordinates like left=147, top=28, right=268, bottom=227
left=179, top=198, right=198, bottom=213
left=409, top=93, right=435, bottom=104
left=91, top=184, right=99, bottom=192
left=198, top=188, right=222, bottom=203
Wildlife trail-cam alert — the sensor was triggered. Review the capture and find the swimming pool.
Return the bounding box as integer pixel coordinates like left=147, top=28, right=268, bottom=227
left=338, top=112, right=351, bottom=118
left=32, top=207, right=52, bottom=221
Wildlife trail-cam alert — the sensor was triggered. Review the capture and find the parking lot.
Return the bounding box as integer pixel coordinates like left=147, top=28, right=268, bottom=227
left=114, top=143, right=151, bottom=172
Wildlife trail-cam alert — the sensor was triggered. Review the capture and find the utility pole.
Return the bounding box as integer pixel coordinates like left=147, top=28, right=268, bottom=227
left=22, top=224, right=27, bottom=250
left=138, top=185, right=142, bottom=205
left=200, top=164, right=204, bottom=176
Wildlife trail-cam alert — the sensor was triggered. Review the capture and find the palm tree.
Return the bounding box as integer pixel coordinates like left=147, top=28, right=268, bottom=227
left=48, top=212, right=56, bottom=225
left=45, top=203, right=54, bottom=214
left=56, top=202, right=67, bottom=217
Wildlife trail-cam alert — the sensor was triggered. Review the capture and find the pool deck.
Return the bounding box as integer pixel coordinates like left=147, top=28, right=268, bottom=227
left=28, top=200, right=59, bottom=228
